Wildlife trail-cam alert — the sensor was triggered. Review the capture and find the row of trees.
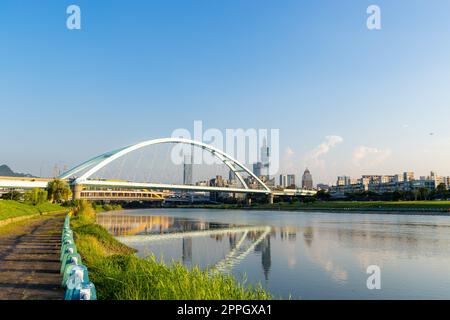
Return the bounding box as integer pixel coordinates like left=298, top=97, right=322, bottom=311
left=316, top=183, right=450, bottom=201
left=1, top=179, right=72, bottom=205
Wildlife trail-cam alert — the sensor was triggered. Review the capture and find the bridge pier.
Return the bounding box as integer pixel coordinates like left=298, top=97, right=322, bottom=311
left=245, top=195, right=252, bottom=206
left=73, top=184, right=82, bottom=200
left=267, top=193, right=274, bottom=205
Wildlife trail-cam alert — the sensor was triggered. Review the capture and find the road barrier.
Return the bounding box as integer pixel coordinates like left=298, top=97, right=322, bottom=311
left=60, top=213, right=97, bottom=300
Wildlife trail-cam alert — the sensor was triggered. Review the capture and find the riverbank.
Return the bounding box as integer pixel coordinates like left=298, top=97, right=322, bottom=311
left=175, top=201, right=450, bottom=214
left=0, top=200, right=65, bottom=227
left=71, top=211, right=270, bottom=300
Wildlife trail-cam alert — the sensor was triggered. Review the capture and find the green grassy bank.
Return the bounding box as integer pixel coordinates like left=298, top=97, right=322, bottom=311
left=0, top=200, right=64, bottom=221
left=71, top=205, right=270, bottom=300
left=179, top=201, right=450, bottom=212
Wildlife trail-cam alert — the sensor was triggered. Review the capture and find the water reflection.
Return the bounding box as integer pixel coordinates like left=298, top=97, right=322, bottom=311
left=97, top=211, right=450, bottom=299
left=97, top=214, right=273, bottom=277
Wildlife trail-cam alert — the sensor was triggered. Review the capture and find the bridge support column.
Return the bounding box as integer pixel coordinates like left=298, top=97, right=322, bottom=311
left=245, top=195, right=252, bottom=206
left=73, top=184, right=82, bottom=200
left=267, top=193, right=274, bottom=205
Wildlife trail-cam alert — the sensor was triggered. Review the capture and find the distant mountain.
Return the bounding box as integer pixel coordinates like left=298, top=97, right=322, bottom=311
left=0, top=164, right=35, bottom=177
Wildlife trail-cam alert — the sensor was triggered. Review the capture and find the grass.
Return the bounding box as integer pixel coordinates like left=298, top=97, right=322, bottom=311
left=0, top=212, right=64, bottom=236
left=0, top=200, right=64, bottom=221
left=71, top=215, right=271, bottom=300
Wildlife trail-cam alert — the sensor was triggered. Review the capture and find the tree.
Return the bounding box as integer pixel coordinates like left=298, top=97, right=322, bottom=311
left=392, top=191, right=402, bottom=201
left=316, top=190, right=331, bottom=200
left=418, top=187, right=430, bottom=201
left=436, top=183, right=447, bottom=195
left=302, top=196, right=316, bottom=204
left=47, top=179, right=72, bottom=203
left=25, top=188, right=48, bottom=205
left=1, top=190, right=22, bottom=201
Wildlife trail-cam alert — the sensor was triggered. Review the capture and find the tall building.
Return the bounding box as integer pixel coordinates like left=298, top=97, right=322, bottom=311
left=253, top=162, right=263, bottom=177
left=287, top=174, right=296, bottom=188
left=337, top=176, right=352, bottom=186
left=302, top=168, right=313, bottom=190
left=279, top=174, right=287, bottom=188
left=403, top=171, right=415, bottom=182
left=253, top=138, right=271, bottom=181
left=279, top=174, right=296, bottom=188
left=445, top=177, right=450, bottom=188
left=183, top=154, right=193, bottom=185
left=260, top=137, right=270, bottom=179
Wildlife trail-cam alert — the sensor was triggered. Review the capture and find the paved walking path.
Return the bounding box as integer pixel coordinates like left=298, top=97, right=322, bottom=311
left=0, top=214, right=64, bottom=300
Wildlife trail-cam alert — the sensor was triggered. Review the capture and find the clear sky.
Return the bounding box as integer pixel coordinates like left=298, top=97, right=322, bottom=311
left=1, top=0, right=450, bottom=184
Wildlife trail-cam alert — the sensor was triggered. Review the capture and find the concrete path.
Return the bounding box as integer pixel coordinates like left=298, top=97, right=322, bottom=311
left=0, top=214, right=64, bottom=300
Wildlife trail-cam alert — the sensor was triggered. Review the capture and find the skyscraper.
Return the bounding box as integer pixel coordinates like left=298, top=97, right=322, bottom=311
left=253, top=162, right=263, bottom=177
left=260, top=137, right=270, bottom=179
left=183, top=153, right=193, bottom=185
left=287, top=174, right=296, bottom=188
left=302, top=168, right=313, bottom=190
left=279, top=174, right=287, bottom=188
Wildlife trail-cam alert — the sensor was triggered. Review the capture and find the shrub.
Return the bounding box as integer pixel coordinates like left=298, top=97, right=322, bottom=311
left=73, top=199, right=96, bottom=224
left=24, top=188, right=48, bottom=205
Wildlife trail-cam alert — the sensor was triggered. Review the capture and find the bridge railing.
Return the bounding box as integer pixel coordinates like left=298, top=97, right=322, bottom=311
left=60, top=213, right=97, bottom=300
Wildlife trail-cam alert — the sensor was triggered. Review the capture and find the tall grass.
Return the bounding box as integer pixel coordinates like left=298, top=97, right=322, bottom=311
left=72, top=216, right=270, bottom=300
left=72, top=199, right=96, bottom=224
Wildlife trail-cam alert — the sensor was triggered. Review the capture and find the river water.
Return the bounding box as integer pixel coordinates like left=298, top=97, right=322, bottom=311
left=97, top=209, right=450, bottom=299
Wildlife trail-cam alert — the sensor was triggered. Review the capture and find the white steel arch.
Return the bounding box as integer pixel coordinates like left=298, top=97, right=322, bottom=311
left=60, top=138, right=271, bottom=193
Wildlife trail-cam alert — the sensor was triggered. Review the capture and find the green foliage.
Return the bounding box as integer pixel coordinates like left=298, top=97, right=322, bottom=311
left=302, top=196, right=316, bottom=204
left=316, top=190, right=331, bottom=200
left=47, top=179, right=72, bottom=203
left=0, top=200, right=63, bottom=221
left=86, top=254, right=270, bottom=300
left=1, top=190, right=22, bottom=201
left=72, top=218, right=270, bottom=300
left=94, top=203, right=123, bottom=213
left=72, top=199, right=96, bottom=224
left=24, top=188, right=48, bottom=205
left=436, top=183, right=447, bottom=193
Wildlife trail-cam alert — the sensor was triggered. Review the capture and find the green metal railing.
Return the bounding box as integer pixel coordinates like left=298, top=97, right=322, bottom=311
left=60, top=214, right=97, bottom=300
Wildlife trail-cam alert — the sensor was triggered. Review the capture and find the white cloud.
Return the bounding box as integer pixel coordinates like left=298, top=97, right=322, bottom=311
left=353, top=146, right=391, bottom=167
left=305, top=135, right=344, bottom=165
left=280, top=147, right=296, bottom=173
left=286, top=146, right=294, bottom=156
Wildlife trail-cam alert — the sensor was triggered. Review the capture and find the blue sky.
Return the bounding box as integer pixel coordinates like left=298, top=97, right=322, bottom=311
left=1, top=0, right=450, bottom=184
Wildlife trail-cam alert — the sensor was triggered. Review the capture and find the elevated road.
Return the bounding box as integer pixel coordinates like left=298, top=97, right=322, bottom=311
left=0, top=176, right=51, bottom=189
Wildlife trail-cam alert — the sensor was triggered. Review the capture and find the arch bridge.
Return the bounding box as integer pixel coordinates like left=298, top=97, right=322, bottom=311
left=59, top=138, right=274, bottom=203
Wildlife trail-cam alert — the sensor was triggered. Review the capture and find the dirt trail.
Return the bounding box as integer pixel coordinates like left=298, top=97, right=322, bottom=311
left=0, top=214, right=64, bottom=300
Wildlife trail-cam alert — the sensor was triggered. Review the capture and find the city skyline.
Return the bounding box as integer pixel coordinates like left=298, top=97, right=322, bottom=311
left=1, top=1, right=450, bottom=184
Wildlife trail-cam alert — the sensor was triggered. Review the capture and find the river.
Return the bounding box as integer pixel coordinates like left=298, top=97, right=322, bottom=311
left=97, top=208, right=450, bottom=299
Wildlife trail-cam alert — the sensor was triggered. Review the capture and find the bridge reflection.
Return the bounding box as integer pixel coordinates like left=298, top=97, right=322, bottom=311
left=96, top=214, right=276, bottom=276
